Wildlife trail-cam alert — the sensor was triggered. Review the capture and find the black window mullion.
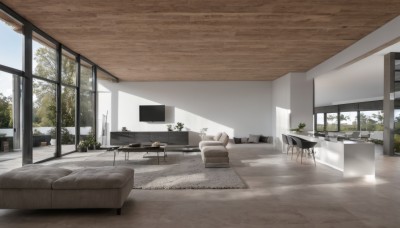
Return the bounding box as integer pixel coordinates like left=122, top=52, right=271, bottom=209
left=93, top=66, right=97, bottom=144
left=56, top=43, right=62, bottom=157
left=75, top=55, right=81, bottom=148
left=0, top=64, right=24, bottom=76
left=31, top=75, right=58, bottom=84
left=22, top=22, right=33, bottom=165
left=60, top=83, right=77, bottom=89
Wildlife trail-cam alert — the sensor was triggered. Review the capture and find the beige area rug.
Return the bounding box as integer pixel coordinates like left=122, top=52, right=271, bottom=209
left=49, top=151, right=247, bottom=190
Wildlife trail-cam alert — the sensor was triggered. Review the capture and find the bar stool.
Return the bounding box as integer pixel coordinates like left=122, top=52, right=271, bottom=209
left=292, top=136, right=317, bottom=166
left=286, top=135, right=297, bottom=159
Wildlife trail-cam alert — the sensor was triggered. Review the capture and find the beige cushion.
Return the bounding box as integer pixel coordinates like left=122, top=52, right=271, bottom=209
left=0, top=164, right=72, bottom=189
left=53, top=167, right=134, bottom=190
left=248, top=134, right=261, bottom=143
left=202, top=146, right=228, bottom=157
left=218, top=133, right=229, bottom=146
left=213, top=132, right=222, bottom=141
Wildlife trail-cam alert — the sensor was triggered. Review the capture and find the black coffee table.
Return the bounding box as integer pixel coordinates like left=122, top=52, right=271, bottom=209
left=165, top=145, right=200, bottom=153
left=181, top=146, right=200, bottom=152
left=112, top=144, right=167, bottom=165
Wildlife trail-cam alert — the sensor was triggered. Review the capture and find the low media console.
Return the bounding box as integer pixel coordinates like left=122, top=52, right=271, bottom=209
left=110, top=131, right=189, bottom=145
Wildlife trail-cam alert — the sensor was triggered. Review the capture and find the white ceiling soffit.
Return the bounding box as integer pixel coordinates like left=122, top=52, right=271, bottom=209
left=307, top=16, right=400, bottom=80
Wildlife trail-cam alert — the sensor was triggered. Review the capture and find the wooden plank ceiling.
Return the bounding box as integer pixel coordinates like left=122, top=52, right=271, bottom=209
left=3, top=0, right=400, bottom=81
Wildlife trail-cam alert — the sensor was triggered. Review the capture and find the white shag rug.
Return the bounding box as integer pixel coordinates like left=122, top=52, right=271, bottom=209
left=49, top=151, right=246, bottom=190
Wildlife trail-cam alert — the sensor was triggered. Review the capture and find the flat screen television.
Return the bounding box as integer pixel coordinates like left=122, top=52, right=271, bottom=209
left=139, top=105, right=165, bottom=122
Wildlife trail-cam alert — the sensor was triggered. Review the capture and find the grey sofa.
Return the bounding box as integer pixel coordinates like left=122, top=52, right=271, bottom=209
left=199, top=132, right=230, bottom=168
left=0, top=165, right=134, bottom=215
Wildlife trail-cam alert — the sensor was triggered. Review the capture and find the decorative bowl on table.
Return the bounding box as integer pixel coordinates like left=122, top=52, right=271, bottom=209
left=151, top=142, right=160, bottom=147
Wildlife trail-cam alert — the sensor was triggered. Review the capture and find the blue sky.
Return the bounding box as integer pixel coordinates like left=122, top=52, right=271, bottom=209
left=0, top=20, right=22, bottom=97
left=0, top=19, right=42, bottom=97
left=0, top=20, right=23, bottom=70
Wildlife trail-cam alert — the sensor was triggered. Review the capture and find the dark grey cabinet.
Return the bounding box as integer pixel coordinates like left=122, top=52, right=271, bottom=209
left=110, top=131, right=189, bottom=145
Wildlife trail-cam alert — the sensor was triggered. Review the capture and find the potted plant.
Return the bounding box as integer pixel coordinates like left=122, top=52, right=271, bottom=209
left=291, top=123, right=306, bottom=132
left=166, top=124, right=173, bottom=131
left=95, top=142, right=102, bottom=150
left=86, top=134, right=96, bottom=150
left=297, top=123, right=306, bottom=132
left=199, top=128, right=208, bottom=140
left=48, top=128, right=57, bottom=146
left=78, top=140, right=88, bottom=152
left=174, top=122, right=184, bottom=132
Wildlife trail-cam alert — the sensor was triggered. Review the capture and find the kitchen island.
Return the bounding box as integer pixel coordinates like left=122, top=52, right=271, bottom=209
left=288, top=133, right=375, bottom=178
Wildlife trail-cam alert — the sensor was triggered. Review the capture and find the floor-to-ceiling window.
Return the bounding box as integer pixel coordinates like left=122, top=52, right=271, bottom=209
left=80, top=60, right=95, bottom=142
left=0, top=72, right=23, bottom=158
left=1, top=2, right=119, bottom=165
left=96, top=68, right=118, bottom=147
left=316, top=113, right=325, bottom=131
left=360, top=110, right=383, bottom=131
left=61, top=49, right=77, bottom=154
left=0, top=10, right=24, bottom=163
left=340, top=111, right=358, bottom=132
left=326, top=113, right=338, bottom=131
left=32, top=31, right=58, bottom=162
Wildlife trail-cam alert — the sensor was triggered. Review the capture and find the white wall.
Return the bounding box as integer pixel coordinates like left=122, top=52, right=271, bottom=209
left=314, top=55, right=384, bottom=107
left=98, top=81, right=273, bottom=145
left=290, top=73, right=314, bottom=131
left=272, top=73, right=314, bottom=150
left=272, top=74, right=291, bottom=149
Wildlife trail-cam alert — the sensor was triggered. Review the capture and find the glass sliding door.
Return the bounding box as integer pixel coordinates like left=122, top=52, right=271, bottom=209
left=61, top=86, right=76, bottom=154
left=32, top=31, right=58, bottom=162
left=61, top=49, right=77, bottom=154
left=80, top=60, right=95, bottom=143
left=0, top=71, right=23, bottom=157
left=32, top=79, right=57, bottom=162
left=0, top=10, right=24, bottom=164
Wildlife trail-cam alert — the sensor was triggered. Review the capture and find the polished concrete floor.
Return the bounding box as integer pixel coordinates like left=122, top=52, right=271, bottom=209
left=0, top=143, right=399, bottom=227
left=0, top=144, right=76, bottom=173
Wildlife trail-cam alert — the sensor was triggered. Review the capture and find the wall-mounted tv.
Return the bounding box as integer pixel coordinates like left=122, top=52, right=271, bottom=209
left=139, top=105, right=165, bottom=122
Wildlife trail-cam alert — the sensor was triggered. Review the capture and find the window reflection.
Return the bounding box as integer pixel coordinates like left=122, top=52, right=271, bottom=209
left=340, top=112, right=358, bottom=132
left=326, top=113, right=338, bottom=131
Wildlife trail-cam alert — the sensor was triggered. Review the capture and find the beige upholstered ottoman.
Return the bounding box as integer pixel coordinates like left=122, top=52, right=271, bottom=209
left=201, top=145, right=230, bottom=168
left=0, top=165, right=134, bottom=215
left=0, top=165, right=72, bottom=209
left=52, top=166, right=134, bottom=215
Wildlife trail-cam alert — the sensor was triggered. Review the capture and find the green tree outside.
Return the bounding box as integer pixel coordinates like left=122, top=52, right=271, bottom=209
left=32, top=47, right=94, bottom=143
left=0, top=93, right=12, bottom=128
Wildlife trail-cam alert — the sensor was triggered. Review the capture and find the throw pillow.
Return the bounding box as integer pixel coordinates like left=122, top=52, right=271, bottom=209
left=241, top=137, right=248, bottom=143
left=219, top=133, right=229, bottom=146
left=214, top=132, right=222, bottom=141
left=248, top=134, right=261, bottom=143
left=259, top=135, right=269, bottom=143
left=233, top=137, right=242, bottom=144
